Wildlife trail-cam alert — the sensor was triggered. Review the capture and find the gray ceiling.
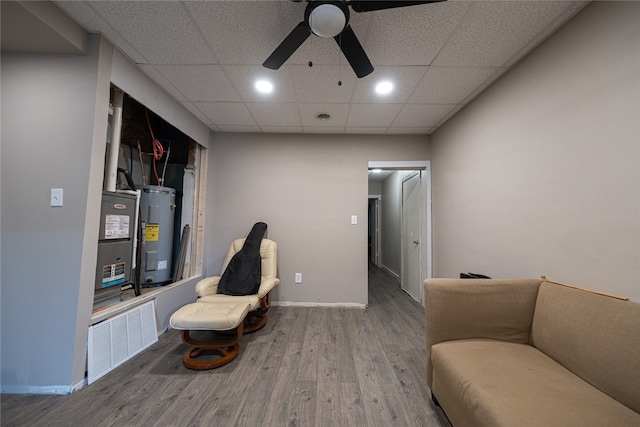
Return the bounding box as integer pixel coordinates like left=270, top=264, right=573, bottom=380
left=52, top=1, right=586, bottom=135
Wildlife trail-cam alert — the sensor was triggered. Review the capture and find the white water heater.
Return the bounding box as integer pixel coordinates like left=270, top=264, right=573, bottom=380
left=139, top=185, right=175, bottom=285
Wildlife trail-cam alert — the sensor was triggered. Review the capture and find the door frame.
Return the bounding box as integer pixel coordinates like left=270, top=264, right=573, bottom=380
left=368, top=196, right=382, bottom=266
left=368, top=160, right=432, bottom=303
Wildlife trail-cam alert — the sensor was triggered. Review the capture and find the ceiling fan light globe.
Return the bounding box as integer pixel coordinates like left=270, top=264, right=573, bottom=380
left=309, top=4, right=346, bottom=38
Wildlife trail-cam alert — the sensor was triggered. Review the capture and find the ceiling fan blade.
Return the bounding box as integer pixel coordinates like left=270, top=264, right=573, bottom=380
left=334, top=25, right=373, bottom=78
left=263, top=22, right=310, bottom=70
left=350, top=0, right=445, bottom=13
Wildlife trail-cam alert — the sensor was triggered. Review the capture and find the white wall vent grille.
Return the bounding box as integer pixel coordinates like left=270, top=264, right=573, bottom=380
left=87, top=300, right=158, bottom=384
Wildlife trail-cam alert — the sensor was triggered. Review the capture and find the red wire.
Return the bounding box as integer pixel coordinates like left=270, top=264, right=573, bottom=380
left=145, top=109, right=164, bottom=185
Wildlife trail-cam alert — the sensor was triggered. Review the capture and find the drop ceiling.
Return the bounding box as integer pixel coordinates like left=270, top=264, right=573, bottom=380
left=47, top=1, right=587, bottom=134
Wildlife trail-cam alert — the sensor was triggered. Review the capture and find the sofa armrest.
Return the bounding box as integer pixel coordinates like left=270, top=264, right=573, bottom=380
left=424, top=278, right=542, bottom=388
left=257, top=277, right=280, bottom=299
left=195, top=276, right=221, bottom=297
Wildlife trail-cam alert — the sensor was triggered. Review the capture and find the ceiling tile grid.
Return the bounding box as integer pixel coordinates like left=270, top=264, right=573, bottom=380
left=194, top=102, right=257, bottom=127
left=247, top=102, right=302, bottom=127
left=154, top=65, right=241, bottom=102
left=362, top=1, right=472, bottom=66
left=224, top=65, right=298, bottom=103
left=89, top=1, right=218, bottom=65
left=350, top=66, right=428, bottom=104
left=393, top=103, right=458, bottom=128
left=53, top=0, right=589, bottom=135
left=298, top=103, right=350, bottom=128
left=347, top=103, right=404, bottom=128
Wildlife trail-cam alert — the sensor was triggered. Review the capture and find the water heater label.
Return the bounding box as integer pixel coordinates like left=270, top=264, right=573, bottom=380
left=104, top=215, right=130, bottom=239
left=158, top=260, right=168, bottom=270
left=145, top=224, right=159, bottom=241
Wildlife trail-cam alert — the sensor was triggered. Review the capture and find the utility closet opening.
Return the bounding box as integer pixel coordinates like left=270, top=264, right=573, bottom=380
left=93, top=85, right=204, bottom=311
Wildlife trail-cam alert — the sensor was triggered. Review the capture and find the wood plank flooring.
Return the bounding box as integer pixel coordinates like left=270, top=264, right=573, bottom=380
left=1, top=266, right=452, bottom=427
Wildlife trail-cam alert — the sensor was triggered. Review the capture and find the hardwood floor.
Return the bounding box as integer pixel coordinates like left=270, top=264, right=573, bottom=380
left=1, top=266, right=452, bottom=427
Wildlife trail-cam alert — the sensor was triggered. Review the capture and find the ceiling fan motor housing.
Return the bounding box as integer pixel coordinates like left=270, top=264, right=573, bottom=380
left=305, top=0, right=350, bottom=38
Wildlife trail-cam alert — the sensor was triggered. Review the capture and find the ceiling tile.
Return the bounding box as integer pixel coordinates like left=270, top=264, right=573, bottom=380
left=56, top=1, right=146, bottom=63
left=186, top=1, right=292, bottom=65
left=51, top=0, right=588, bottom=135
left=247, top=103, right=301, bottom=127
left=216, top=125, right=262, bottom=133
left=89, top=1, right=216, bottom=64
left=386, top=127, right=433, bottom=135
left=298, top=104, right=349, bottom=127
left=363, top=1, right=470, bottom=66
left=138, top=64, right=187, bottom=102
left=293, top=64, right=357, bottom=103
left=433, top=2, right=582, bottom=67
left=351, top=66, right=427, bottom=104
left=345, top=127, right=388, bottom=134
left=154, top=65, right=240, bottom=102
left=223, top=65, right=297, bottom=103
left=302, top=127, right=346, bottom=134
left=260, top=126, right=304, bottom=134
left=194, top=102, right=256, bottom=126
left=181, top=102, right=212, bottom=125
left=347, top=104, right=403, bottom=128
left=409, top=66, right=500, bottom=104
left=393, top=104, right=457, bottom=128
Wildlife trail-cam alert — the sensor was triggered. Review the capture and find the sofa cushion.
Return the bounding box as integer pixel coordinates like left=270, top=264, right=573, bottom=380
left=531, top=282, right=640, bottom=414
left=431, top=339, right=640, bottom=427
left=424, top=278, right=542, bottom=387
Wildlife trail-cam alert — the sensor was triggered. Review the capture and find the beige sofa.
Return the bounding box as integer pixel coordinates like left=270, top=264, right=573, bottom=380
left=424, top=278, right=640, bottom=427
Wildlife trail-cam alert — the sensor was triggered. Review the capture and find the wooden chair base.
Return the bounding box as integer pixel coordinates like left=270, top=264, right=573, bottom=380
left=180, top=324, right=243, bottom=370
left=244, top=312, right=267, bottom=333
left=243, top=294, right=270, bottom=333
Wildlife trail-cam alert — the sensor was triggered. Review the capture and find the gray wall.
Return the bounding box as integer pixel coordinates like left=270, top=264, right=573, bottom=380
left=208, top=133, right=430, bottom=305
left=430, top=1, right=640, bottom=300
left=381, top=172, right=402, bottom=277
left=1, top=35, right=111, bottom=393
left=1, top=36, right=210, bottom=394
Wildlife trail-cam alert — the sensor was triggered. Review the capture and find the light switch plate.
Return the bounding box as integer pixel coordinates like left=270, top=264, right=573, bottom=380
left=351, top=215, right=357, bottom=225
left=51, top=188, right=63, bottom=207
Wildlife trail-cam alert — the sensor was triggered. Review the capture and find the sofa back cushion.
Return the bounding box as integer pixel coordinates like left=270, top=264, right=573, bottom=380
left=531, top=282, right=640, bottom=414
left=425, top=278, right=542, bottom=388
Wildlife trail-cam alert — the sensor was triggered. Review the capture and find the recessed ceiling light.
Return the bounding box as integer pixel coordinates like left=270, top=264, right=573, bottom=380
left=315, top=112, right=332, bottom=120
left=255, top=80, right=273, bottom=94
left=375, top=81, right=393, bottom=95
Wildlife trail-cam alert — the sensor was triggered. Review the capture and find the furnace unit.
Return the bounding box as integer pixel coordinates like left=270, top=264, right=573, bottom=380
left=94, top=191, right=136, bottom=304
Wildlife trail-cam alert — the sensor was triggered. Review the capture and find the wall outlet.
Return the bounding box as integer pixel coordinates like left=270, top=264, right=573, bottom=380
left=295, top=273, right=302, bottom=284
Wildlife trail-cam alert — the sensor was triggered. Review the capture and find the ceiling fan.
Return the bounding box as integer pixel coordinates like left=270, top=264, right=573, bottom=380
left=263, top=0, right=445, bottom=78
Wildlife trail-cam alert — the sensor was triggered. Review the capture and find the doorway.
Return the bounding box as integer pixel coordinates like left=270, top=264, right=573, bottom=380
left=367, top=161, right=432, bottom=305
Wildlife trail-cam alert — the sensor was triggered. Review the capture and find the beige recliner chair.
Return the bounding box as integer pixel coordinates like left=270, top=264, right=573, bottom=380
left=196, top=238, right=279, bottom=332
left=170, top=238, right=279, bottom=369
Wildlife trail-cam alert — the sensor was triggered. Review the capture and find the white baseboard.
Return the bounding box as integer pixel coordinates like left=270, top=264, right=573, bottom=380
left=1, top=384, right=72, bottom=395
left=380, top=264, right=400, bottom=281
left=72, top=379, right=86, bottom=393
left=272, top=301, right=366, bottom=309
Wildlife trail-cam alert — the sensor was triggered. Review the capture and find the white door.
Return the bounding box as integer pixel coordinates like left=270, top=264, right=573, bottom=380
left=402, top=172, right=422, bottom=303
